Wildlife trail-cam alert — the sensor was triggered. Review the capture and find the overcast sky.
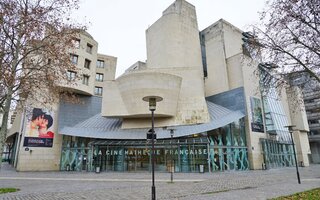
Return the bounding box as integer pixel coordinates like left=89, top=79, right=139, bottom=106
left=73, top=0, right=266, bottom=77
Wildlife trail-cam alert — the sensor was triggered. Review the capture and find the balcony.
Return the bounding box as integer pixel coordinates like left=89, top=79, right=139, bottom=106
left=58, top=79, right=93, bottom=96
left=105, top=71, right=182, bottom=118
left=305, top=101, right=320, bottom=110
left=303, top=91, right=320, bottom=100
left=309, top=123, right=320, bottom=130
left=308, top=134, right=320, bottom=142
left=306, top=112, right=320, bottom=120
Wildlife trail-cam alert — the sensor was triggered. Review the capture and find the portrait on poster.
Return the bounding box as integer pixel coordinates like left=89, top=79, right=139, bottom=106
left=24, top=107, right=54, bottom=147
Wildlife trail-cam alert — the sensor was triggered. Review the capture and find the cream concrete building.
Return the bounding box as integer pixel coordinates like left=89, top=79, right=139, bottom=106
left=6, top=31, right=117, bottom=171
left=6, top=0, right=310, bottom=172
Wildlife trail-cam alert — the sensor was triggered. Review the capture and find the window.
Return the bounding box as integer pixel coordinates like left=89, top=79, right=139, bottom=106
left=95, top=73, right=104, bottom=82
left=96, top=60, right=105, bottom=68
left=308, top=120, right=318, bottom=124
left=70, top=54, right=78, bottom=65
left=82, top=75, right=89, bottom=85
left=72, top=38, right=80, bottom=48
left=86, top=43, right=93, bottom=54
left=84, top=59, right=91, bottom=69
left=66, top=71, right=76, bottom=80
left=95, top=87, right=103, bottom=96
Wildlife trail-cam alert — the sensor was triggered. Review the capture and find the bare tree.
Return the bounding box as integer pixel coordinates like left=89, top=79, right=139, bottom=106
left=0, top=0, right=84, bottom=167
left=243, top=0, right=320, bottom=92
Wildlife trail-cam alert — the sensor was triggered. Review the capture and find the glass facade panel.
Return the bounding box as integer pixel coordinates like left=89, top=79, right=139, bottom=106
left=60, top=118, right=248, bottom=173
left=60, top=139, right=90, bottom=171
left=208, top=118, right=249, bottom=171
left=91, top=144, right=209, bottom=173
left=261, top=138, right=295, bottom=169
left=262, top=89, right=291, bottom=142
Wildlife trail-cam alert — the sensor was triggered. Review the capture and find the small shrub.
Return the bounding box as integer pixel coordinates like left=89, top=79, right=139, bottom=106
left=0, top=188, right=19, bottom=194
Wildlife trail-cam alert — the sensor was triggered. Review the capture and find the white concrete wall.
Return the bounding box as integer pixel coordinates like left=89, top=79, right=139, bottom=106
left=102, top=81, right=128, bottom=116
left=202, top=19, right=267, bottom=169
left=146, top=0, right=202, bottom=70
left=94, top=54, right=117, bottom=96
left=226, top=54, right=244, bottom=90
left=15, top=103, right=62, bottom=171
left=203, top=20, right=244, bottom=96
left=241, top=59, right=267, bottom=170
left=96, top=54, right=117, bottom=82
left=222, top=21, right=243, bottom=59
left=58, top=31, right=98, bottom=95
left=146, top=0, right=208, bottom=125
left=293, top=130, right=311, bottom=166
left=286, top=87, right=310, bottom=132
left=203, top=22, right=230, bottom=96
left=120, top=67, right=209, bottom=129
left=116, top=71, right=182, bottom=118
left=286, top=86, right=311, bottom=166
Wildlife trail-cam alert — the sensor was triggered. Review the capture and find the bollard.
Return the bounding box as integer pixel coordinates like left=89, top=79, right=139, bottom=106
left=199, top=164, right=204, bottom=173
left=95, top=166, right=100, bottom=173
left=262, top=163, right=266, bottom=170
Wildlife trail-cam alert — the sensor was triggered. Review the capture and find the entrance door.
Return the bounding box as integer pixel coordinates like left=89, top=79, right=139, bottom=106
left=125, top=148, right=150, bottom=172
left=135, top=152, right=150, bottom=171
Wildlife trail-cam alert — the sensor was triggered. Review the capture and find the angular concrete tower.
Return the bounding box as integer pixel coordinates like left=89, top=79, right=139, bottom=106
left=146, top=0, right=203, bottom=70
left=102, top=0, right=209, bottom=128
left=143, top=0, right=209, bottom=126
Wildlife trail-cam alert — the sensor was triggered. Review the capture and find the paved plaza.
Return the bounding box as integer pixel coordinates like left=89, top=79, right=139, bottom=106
left=0, top=163, right=319, bottom=200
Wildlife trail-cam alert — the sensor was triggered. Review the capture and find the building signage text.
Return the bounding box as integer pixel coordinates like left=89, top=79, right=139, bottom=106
left=104, top=149, right=207, bottom=156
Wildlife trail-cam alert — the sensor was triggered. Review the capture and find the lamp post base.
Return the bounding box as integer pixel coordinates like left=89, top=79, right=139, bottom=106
left=152, top=186, right=156, bottom=200
left=297, top=171, right=301, bottom=184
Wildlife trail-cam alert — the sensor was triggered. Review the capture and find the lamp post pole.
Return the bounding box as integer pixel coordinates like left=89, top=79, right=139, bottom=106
left=143, top=96, right=163, bottom=200
left=170, top=129, right=174, bottom=183
left=151, top=109, right=156, bottom=200
left=285, top=125, right=301, bottom=184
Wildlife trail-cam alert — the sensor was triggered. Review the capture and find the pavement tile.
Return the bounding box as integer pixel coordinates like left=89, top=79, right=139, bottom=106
left=0, top=163, right=319, bottom=200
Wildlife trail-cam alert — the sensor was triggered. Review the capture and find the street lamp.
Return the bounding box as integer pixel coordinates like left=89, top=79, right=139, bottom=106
left=169, top=129, right=175, bottom=183
left=143, top=96, right=163, bottom=200
left=285, top=125, right=301, bottom=184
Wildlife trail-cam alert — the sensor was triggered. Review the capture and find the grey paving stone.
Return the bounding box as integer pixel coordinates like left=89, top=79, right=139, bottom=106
left=0, top=163, right=319, bottom=200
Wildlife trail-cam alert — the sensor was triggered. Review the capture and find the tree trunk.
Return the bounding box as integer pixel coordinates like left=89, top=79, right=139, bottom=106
left=0, top=91, right=12, bottom=170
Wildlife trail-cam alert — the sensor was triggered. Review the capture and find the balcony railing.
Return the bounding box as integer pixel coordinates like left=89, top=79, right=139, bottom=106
left=309, top=123, right=320, bottom=130
left=306, top=112, right=320, bottom=120
left=308, top=134, right=320, bottom=142
left=305, top=101, right=320, bottom=110
left=303, top=91, right=320, bottom=100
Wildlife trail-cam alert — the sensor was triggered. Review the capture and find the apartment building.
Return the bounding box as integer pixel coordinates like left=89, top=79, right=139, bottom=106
left=290, top=73, right=320, bottom=163
left=6, top=31, right=117, bottom=171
